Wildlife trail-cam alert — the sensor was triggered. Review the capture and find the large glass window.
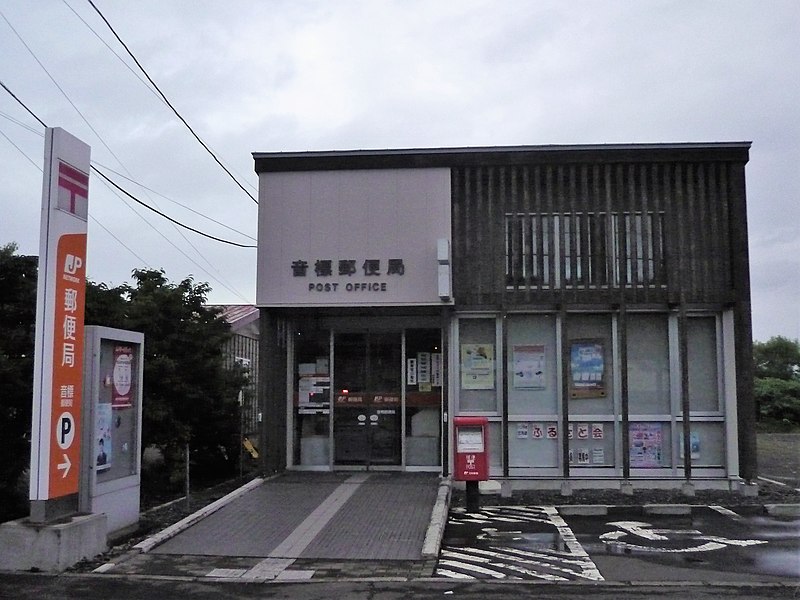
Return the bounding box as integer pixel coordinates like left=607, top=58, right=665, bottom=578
left=506, top=315, right=558, bottom=415
left=457, top=318, right=498, bottom=412
left=567, top=314, right=614, bottom=415
left=405, top=329, right=442, bottom=467
left=687, top=317, right=720, bottom=412
left=627, top=314, right=670, bottom=414
left=293, top=326, right=330, bottom=467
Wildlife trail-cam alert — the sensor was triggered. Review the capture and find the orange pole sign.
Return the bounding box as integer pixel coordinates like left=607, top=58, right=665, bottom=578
left=30, top=128, right=90, bottom=512
left=46, top=233, right=87, bottom=498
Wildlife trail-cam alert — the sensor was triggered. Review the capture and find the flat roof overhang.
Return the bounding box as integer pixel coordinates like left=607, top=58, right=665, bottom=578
left=253, top=142, right=751, bottom=173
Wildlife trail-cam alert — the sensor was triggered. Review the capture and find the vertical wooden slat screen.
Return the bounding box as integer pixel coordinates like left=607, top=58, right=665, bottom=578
left=487, top=167, right=497, bottom=305
left=707, top=163, right=721, bottom=295
left=473, top=167, right=484, bottom=303
left=451, top=153, right=742, bottom=309
left=669, top=163, right=682, bottom=304
left=719, top=163, right=733, bottom=294
left=651, top=163, right=664, bottom=295
left=697, top=163, right=710, bottom=299
left=521, top=166, right=533, bottom=301
left=686, top=163, right=699, bottom=300
left=640, top=164, right=652, bottom=302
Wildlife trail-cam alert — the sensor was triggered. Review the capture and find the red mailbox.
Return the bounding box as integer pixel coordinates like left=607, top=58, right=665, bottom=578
left=453, top=416, right=489, bottom=481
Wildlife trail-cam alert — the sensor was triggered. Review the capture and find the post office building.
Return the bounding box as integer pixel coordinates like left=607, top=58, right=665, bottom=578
left=253, top=143, right=754, bottom=491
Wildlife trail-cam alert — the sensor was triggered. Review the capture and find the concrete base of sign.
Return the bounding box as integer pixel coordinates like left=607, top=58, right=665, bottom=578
left=681, top=481, right=696, bottom=497
left=560, top=481, right=573, bottom=496
left=0, top=512, right=107, bottom=572
left=736, top=480, right=760, bottom=497
left=83, top=473, right=140, bottom=536
left=620, top=480, right=634, bottom=496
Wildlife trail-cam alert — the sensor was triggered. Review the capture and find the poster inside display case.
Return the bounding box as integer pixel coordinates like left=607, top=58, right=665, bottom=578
left=460, top=344, right=494, bottom=390
left=569, top=339, right=606, bottom=398
left=630, top=422, right=665, bottom=468
left=512, top=344, right=546, bottom=389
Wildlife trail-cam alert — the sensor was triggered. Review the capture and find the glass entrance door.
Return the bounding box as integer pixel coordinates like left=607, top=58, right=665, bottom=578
left=333, top=331, right=401, bottom=467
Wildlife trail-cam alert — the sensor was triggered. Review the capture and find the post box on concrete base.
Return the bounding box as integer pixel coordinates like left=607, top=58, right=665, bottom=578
left=453, top=416, right=488, bottom=512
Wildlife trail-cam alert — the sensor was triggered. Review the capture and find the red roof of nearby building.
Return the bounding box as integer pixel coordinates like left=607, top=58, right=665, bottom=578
left=215, top=304, right=259, bottom=328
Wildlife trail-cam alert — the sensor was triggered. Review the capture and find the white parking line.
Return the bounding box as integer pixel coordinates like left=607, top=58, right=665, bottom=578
left=710, top=505, right=742, bottom=520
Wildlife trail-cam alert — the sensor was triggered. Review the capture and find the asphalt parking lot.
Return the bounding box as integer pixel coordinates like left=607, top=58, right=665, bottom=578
left=437, top=505, right=800, bottom=583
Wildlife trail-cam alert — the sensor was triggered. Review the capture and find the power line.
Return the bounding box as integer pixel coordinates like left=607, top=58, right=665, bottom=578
left=0, top=9, right=133, bottom=182
left=0, top=108, right=45, bottom=136
left=91, top=165, right=256, bottom=248
left=0, top=124, right=153, bottom=268
left=60, top=0, right=163, bottom=105
left=0, top=80, right=45, bottom=128
left=0, top=81, right=256, bottom=248
left=86, top=0, right=259, bottom=205
left=92, top=161, right=256, bottom=241
left=1, top=115, right=252, bottom=301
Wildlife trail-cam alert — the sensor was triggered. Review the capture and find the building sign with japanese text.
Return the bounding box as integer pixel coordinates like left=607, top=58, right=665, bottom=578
left=291, top=257, right=406, bottom=295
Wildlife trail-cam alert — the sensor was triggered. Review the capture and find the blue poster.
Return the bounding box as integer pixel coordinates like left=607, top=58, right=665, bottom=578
left=569, top=340, right=605, bottom=398
left=95, top=402, right=112, bottom=471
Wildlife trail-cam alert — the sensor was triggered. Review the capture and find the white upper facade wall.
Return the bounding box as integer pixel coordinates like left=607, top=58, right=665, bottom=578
left=256, top=168, right=452, bottom=307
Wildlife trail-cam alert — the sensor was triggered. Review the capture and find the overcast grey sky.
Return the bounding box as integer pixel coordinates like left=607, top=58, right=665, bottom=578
left=1, top=0, right=798, bottom=341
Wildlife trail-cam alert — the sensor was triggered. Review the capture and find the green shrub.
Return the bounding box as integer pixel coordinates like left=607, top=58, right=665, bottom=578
left=755, top=377, right=800, bottom=425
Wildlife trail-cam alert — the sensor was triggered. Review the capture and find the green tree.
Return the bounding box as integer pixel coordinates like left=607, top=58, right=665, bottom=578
left=753, top=336, right=800, bottom=429
left=86, top=269, right=246, bottom=488
left=0, top=243, right=37, bottom=522
left=753, top=336, right=800, bottom=380
left=754, top=377, right=800, bottom=424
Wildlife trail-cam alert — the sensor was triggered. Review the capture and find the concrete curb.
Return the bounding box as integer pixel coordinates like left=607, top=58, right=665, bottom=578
left=644, top=504, right=692, bottom=515
left=421, top=477, right=452, bottom=558
left=557, top=505, right=610, bottom=516
left=133, top=477, right=264, bottom=553
left=765, top=504, right=800, bottom=517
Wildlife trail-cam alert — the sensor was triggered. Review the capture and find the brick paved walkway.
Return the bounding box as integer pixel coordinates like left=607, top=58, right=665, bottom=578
left=152, top=472, right=439, bottom=561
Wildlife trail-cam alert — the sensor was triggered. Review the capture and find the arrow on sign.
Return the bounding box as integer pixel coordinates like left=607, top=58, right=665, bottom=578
left=57, top=453, right=71, bottom=478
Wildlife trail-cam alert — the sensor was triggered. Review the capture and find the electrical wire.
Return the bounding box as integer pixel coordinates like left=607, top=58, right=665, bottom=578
left=91, top=165, right=256, bottom=248
left=86, top=0, right=259, bottom=205
left=0, top=12, right=256, bottom=298
left=2, top=8, right=256, bottom=258
left=60, top=0, right=163, bottom=105
left=1, top=117, right=252, bottom=300
left=0, top=108, right=44, bottom=136
left=92, top=161, right=256, bottom=241
left=0, top=124, right=152, bottom=267
left=0, top=78, right=255, bottom=249
left=0, top=80, right=46, bottom=128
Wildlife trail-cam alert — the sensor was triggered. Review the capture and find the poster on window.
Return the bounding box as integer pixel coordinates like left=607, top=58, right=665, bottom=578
left=512, top=344, right=546, bottom=389
left=417, top=352, right=431, bottom=384
left=111, top=345, right=134, bottom=408
left=679, top=431, right=701, bottom=460
left=569, top=339, right=606, bottom=398
left=630, top=422, right=664, bottom=468
left=95, top=402, right=112, bottom=471
left=460, top=344, right=495, bottom=390
left=431, top=353, right=442, bottom=387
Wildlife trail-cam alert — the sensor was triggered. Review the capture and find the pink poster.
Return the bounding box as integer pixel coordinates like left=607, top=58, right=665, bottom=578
left=111, top=345, right=134, bottom=408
